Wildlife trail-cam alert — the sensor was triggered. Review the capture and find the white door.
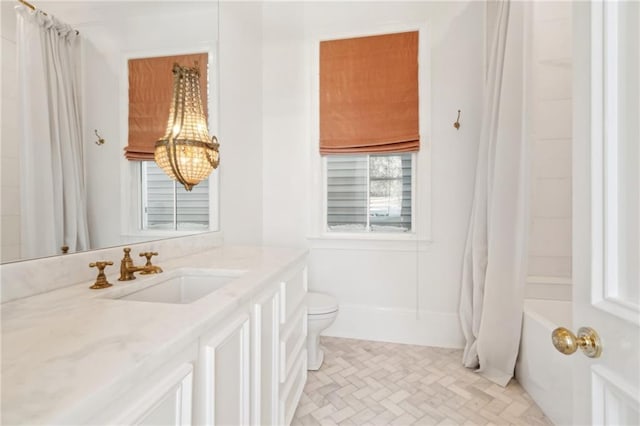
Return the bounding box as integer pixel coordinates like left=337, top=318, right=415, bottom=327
left=572, top=1, right=640, bottom=424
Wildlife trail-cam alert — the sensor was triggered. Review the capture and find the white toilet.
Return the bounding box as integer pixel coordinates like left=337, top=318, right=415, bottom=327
left=306, top=292, right=339, bottom=370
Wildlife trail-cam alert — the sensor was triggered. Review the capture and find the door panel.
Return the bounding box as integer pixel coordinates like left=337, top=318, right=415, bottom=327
left=203, top=314, right=251, bottom=426
left=252, top=288, right=280, bottom=425
left=112, top=364, right=193, bottom=426
left=573, top=2, right=640, bottom=424
left=592, top=366, right=640, bottom=425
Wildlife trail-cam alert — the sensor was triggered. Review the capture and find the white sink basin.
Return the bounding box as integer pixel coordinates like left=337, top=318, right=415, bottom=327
left=114, top=268, right=244, bottom=304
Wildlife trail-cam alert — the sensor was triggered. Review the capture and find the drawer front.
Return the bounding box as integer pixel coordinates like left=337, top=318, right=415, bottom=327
left=279, top=304, right=307, bottom=384
left=279, top=266, right=307, bottom=325
left=279, top=348, right=307, bottom=426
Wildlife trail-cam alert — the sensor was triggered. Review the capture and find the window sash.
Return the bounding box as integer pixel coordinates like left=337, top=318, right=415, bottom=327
left=326, top=154, right=412, bottom=232
left=141, top=162, right=210, bottom=231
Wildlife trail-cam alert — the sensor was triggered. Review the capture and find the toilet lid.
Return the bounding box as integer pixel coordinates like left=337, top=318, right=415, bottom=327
left=306, top=292, right=338, bottom=315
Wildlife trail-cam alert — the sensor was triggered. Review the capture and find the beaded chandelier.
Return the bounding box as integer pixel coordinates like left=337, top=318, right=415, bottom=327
left=155, top=63, right=219, bottom=191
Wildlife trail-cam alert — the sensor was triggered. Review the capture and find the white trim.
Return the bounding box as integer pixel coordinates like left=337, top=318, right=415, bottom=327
left=590, top=0, right=605, bottom=312
left=308, top=235, right=431, bottom=252
left=590, top=1, right=640, bottom=325
left=271, top=292, right=281, bottom=425
left=308, top=22, right=432, bottom=242
left=323, top=304, right=464, bottom=349
left=120, top=229, right=220, bottom=241
left=203, top=314, right=251, bottom=426
left=594, top=298, right=640, bottom=325
left=279, top=348, right=307, bottom=426
left=603, top=0, right=620, bottom=304
left=592, top=365, right=640, bottom=425
left=526, top=275, right=572, bottom=286
left=119, top=44, right=220, bottom=240
left=525, top=275, right=572, bottom=301
left=250, top=286, right=281, bottom=426
left=279, top=306, right=307, bottom=384
left=112, top=363, right=194, bottom=425
left=251, top=301, right=262, bottom=426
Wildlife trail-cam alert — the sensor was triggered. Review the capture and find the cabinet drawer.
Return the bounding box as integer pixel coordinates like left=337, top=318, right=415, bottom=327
left=279, top=266, right=307, bottom=325
left=279, top=304, right=307, bottom=384
left=279, top=348, right=307, bottom=426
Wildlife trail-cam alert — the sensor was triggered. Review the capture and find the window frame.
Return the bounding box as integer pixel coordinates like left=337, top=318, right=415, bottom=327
left=310, top=24, right=432, bottom=245
left=119, top=45, right=220, bottom=240
left=324, top=153, right=417, bottom=234
left=139, top=161, right=214, bottom=232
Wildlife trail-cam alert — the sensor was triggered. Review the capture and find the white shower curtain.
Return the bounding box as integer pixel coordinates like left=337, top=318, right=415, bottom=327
left=16, top=5, right=89, bottom=258
left=459, top=0, right=529, bottom=386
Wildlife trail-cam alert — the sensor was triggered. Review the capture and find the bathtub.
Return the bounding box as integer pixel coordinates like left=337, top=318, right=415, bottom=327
left=516, top=299, right=573, bottom=426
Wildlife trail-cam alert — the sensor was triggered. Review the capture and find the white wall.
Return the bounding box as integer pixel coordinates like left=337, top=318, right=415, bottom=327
left=0, top=2, right=21, bottom=262
left=526, top=2, right=573, bottom=301
left=261, top=1, right=484, bottom=347
left=219, top=1, right=263, bottom=245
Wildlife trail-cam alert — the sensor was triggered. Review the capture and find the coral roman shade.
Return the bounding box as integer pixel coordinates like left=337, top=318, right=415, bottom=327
left=319, top=31, right=419, bottom=155
left=125, top=53, right=208, bottom=161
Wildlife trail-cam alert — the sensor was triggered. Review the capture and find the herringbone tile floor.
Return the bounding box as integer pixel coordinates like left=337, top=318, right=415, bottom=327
left=293, top=337, right=553, bottom=426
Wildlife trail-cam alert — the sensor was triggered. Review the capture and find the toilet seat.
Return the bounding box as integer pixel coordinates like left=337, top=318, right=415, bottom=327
left=306, top=292, right=338, bottom=315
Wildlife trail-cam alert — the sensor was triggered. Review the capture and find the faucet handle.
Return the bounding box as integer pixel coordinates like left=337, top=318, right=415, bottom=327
left=139, top=251, right=159, bottom=266
left=89, top=261, right=114, bottom=289
left=139, top=252, right=162, bottom=275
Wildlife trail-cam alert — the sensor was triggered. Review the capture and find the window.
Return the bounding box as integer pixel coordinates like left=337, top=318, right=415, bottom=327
left=140, top=161, right=210, bottom=231
left=319, top=31, right=419, bottom=235
left=125, top=52, right=215, bottom=234
left=327, top=154, right=412, bottom=232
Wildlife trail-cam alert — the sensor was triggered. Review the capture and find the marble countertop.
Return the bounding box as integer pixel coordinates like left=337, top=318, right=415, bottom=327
left=1, top=245, right=307, bottom=425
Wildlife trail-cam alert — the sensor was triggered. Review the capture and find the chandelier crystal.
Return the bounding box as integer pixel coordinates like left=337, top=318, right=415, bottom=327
left=155, top=63, right=219, bottom=191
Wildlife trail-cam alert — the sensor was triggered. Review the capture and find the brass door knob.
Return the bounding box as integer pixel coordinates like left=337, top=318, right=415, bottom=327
left=552, top=326, right=602, bottom=358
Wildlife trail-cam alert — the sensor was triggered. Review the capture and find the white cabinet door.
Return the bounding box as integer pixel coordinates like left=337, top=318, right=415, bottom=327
left=202, top=314, right=251, bottom=426
left=113, top=364, right=194, bottom=426
left=573, top=2, right=640, bottom=424
left=252, top=287, right=281, bottom=426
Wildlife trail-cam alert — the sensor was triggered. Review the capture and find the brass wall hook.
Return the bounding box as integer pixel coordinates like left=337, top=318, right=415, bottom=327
left=94, top=129, right=105, bottom=145
left=454, top=110, right=461, bottom=130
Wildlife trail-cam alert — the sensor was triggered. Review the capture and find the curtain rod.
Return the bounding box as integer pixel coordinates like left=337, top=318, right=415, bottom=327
left=17, top=0, right=80, bottom=35
left=18, top=0, right=38, bottom=13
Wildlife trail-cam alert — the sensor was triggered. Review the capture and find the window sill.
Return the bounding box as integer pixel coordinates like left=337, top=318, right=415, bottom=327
left=122, top=229, right=220, bottom=242
left=307, top=233, right=432, bottom=252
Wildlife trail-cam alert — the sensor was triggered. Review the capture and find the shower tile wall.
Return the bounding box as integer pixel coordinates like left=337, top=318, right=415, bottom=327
left=527, top=2, right=572, bottom=300
left=1, top=3, right=21, bottom=263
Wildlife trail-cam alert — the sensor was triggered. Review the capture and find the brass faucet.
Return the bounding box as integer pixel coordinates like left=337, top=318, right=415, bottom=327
left=139, top=252, right=163, bottom=275
left=89, top=261, right=114, bottom=289
left=118, top=248, right=163, bottom=281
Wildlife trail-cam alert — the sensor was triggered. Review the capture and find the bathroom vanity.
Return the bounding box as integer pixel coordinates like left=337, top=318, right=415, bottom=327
left=1, top=242, right=308, bottom=425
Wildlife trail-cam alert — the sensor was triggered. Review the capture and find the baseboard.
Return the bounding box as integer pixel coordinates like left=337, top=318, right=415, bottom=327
left=322, top=304, right=465, bottom=349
